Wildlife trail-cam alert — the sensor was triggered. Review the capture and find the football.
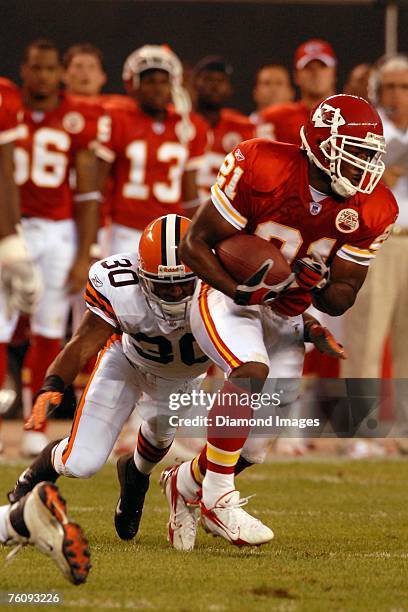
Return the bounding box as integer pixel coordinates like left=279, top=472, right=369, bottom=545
left=215, top=233, right=291, bottom=285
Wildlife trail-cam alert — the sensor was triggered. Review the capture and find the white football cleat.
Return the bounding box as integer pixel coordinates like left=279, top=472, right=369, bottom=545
left=159, top=465, right=199, bottom=551
left=200, top=490, right=274, bottom=547
left=7, top=482, right=91, bottom=585
left=21, top=430, right=49, bottom=458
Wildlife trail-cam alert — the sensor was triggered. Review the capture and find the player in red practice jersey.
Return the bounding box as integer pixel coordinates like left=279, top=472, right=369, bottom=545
left=95, top=45, right=208, bottom=256
left=0, top=78, right=42, bottom=453
left=161, top=95, right=398, bottom=549
left=192, top=56, right=255, bottom=201
left=259, top=39, right=337, bottom=144
left=0, top=40, right=103, bottom=456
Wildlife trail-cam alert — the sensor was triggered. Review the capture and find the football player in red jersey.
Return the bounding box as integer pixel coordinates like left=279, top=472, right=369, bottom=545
left=0, top=78, right=42, bottom=453
left=259, top=39, right=337, bottom=144
left=63, top=43, right=107, bottom=98
left=161, top=95, right=398, bottom=548
left=192, top=56, right=255, bottom=202
left=0, top=40, right=103, bottom=456
left=95, top=45, right=207, bottom=256
left=250, top=63, right=294, bottom=128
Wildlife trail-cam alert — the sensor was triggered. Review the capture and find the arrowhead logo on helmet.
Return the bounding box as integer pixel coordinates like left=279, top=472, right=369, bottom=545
left=311, top=103, right=346, bottom=131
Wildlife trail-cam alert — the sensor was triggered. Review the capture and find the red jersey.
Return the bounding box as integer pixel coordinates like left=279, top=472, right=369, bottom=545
left=0, top=78, right=21, bottom=145
left=95, top=99, right=207, bottom=230
left=197, top=108, right=255, bottom=199
left=259, top=101, right=309, bottom=145
left=14, top=92, right=103, bottom=220
left=211, top=139, right=398, bottom=313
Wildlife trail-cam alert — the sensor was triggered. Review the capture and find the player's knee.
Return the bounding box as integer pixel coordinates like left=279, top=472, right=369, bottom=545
left=230, top=361, right=269, bottom=389
left=64, top=450, right=107, bottom=479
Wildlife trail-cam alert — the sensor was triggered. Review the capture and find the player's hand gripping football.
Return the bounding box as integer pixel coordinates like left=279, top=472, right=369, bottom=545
left=293, top=250, right=329, bottom=291
left=304, top=318, right=347, bottom=360
left=234, top=259, right=295, bottom=306
left=24, top=390, right=63, bottom=431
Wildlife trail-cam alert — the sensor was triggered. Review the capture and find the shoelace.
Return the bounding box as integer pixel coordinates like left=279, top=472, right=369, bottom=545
left=214, top=493, right=256, bottom=510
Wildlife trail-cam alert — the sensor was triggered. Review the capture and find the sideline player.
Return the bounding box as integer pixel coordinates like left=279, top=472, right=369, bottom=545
left=0, top=40, right=103, bottom=456
left=162, top=94, right=398, bottom=548
left=0, top=77, right=41, bottom=452
left=96, top=45, right=208, bottom=255
left=250, top=63, right=294, bottom=128
left=260, top=39, right=337, bottom=144
left=192, top=56, right=255, bottom=202
left=0, top=481, right=90, bottom=584
left=7, top=215, right=212, bottom=542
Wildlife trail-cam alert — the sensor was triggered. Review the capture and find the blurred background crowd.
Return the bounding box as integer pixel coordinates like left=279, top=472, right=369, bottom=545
left=0, top=0, right=407, bottom=460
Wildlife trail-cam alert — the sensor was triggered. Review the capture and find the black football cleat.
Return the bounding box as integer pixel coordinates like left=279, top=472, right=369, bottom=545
left=8, top=440, right=60, bottom=504
left=114, top=453, right=150, bottom=540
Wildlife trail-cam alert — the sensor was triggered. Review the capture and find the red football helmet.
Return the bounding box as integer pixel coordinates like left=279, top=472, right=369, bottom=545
left=138, top=214, right=196, bottom=322
left=300, top=94, right=386, bottom=197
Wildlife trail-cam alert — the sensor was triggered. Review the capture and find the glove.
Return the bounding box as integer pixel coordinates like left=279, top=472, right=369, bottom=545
left=234, top=260, right=295, bottom=306
left=1, top=260, right=42, bottom=317
left=24, top=375, right=65, bottom=431
left=304, top=320, right=347, bottom=360
left=293, top=251, right=329, bottom=291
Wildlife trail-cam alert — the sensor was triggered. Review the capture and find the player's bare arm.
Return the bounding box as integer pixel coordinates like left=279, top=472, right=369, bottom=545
left=25, top=309, right=114, bottom=431
left=67, top=148, right=100, bottom=293
left=96, top=157, right=112, bottom=194
left=181, top=169, right=201, bottom=218
left=179, top=199, right=239, bottom=297
left=0, top=141, right=19, bottom=239
left=311, top=255, right=367, bottom=316
left=48, top=310, right=113, bottom=385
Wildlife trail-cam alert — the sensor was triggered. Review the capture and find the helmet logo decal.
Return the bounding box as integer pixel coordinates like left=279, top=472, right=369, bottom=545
left=312, top=103, right=346, bottom=131
left=335, top=208, right=359, bottom=233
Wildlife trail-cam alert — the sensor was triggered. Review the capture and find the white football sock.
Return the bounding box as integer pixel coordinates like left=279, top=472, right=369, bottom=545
left=176, top=461, right=201, bottom=501
left=202, top=471, right=235, bottom=507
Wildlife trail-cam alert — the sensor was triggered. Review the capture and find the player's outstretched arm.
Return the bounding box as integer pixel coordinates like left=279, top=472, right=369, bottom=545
left=311, top=255, right=367, bottom=316
left=25, top=310, right=114, bottom=430
left=179, top=199, right=241, bottom=298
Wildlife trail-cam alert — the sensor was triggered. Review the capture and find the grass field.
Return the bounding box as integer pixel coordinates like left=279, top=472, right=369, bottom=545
left=0, top=459, right=408, bottom=611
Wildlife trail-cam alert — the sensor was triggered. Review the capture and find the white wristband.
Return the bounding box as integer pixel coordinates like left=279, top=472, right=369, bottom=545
left=73, top=191, right=102, bottom=203
left=0, top=233, right=29, bottom=264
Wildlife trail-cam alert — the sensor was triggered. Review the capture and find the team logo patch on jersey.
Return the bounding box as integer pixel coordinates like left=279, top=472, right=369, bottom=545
left=309, top=201, right=322, bottom=216
left=91, top=274, right=103, bottom=288
left=62, top=112, right=85, bottom=134
left=222, top=132, right=243, bottom=152
left=152, top=121, right=165, bottom=135
left=175, top=119, right=196, bottom=143
left=335, top=208, right=359, bottom=233
left=234, top=148, right=245, bottom=162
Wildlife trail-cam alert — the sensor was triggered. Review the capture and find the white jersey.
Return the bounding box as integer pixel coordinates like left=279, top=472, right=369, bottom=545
left=84, top=252, right=210, bottom=379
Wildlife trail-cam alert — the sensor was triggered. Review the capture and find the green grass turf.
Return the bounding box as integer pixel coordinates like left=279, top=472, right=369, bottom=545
left=0, top=459, right=407, bottom=611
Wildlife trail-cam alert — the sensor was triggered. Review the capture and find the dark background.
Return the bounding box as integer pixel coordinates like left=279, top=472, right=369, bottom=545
left=1, top=0, right=407, bottom=113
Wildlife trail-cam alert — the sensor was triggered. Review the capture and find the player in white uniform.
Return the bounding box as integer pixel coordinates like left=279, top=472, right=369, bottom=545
left=7, top=214, right=211, bottom=541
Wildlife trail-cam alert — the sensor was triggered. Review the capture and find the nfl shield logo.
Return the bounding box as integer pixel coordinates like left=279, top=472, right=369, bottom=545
left=310, top=202, right=322, bottom=215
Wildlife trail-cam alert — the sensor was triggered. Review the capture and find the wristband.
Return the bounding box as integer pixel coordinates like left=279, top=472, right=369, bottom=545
left=73, top=191, right=102, bottom=203
left=41, top=374, right=65, bottom=393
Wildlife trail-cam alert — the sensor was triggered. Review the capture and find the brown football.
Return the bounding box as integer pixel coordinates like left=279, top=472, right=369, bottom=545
left=215, top=234, right=291, bottom=284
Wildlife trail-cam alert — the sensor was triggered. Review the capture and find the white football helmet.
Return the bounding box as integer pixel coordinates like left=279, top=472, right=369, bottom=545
left=122, top=44, right=183, bottom=90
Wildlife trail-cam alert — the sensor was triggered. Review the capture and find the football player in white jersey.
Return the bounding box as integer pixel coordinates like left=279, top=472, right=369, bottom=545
left=7, top=214, right=211, bottom=541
